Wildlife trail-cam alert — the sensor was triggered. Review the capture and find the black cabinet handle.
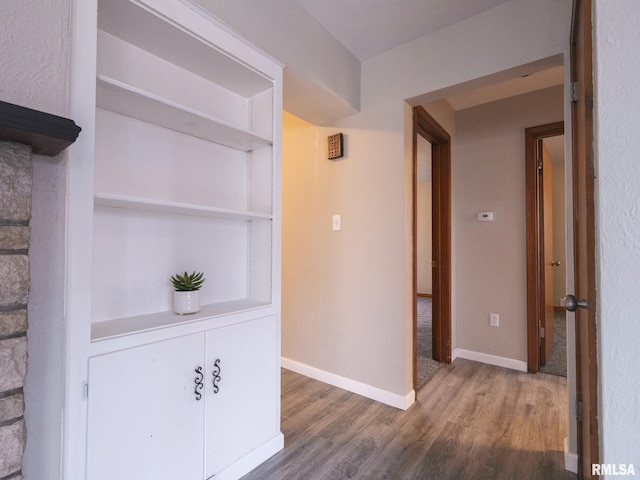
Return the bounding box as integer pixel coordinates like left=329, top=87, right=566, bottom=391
left=194, top=366, right=204, bottom=401
left=212, top=359, right=221, bottom=394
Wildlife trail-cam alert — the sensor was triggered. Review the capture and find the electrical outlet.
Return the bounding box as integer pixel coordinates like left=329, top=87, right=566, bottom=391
left=490, top=313, right=499, bottom=327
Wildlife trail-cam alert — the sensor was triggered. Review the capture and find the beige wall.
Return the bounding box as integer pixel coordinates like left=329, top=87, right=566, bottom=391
left=282, top=105, right=412, bottom=398
left=454, top=85, right=564, bottom=362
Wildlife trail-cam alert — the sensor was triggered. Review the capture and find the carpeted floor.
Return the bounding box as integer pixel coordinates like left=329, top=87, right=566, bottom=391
left=540, top=311, right=567, bottom=377
left=417, top=297, right=442, bottom=390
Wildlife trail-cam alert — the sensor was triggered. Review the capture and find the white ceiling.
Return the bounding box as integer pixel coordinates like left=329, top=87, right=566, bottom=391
left=295, top=0, right=513, bottom=61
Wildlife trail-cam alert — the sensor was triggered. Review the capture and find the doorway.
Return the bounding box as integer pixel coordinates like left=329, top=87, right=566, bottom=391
left=415, top=134, right=439, bottom=388
left=540, top=134, right=568, bottom=377
left=525, top=122, right=566, bottom=373
left=413, top=106, right=452, bottom=391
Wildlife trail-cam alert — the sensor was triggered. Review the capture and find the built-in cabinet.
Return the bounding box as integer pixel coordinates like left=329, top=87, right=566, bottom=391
left=204, top=316, right=279, bottom=476
left=87, top=316, right=279, bottom=480
left=87, top=333, right=205, bottom=480
left=64, top=0, right=283, bottom=478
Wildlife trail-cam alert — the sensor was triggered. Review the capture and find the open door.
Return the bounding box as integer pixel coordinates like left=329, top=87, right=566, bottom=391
left=569, top=0, right=599, bottom=477
left=541, top=139, right=555, bottom=364
left=526, top=122, right=564, bottom=371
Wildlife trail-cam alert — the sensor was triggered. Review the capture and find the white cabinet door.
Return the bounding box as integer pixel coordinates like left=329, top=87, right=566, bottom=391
left=87, top=333, right=205, bottom=480
left=204, top=316, right=279, bottom=477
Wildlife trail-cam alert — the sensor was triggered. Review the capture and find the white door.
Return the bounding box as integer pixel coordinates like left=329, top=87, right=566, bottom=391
left=87, top=334, right=205, bottom=480
left=204, top=316, right=279, bottom=477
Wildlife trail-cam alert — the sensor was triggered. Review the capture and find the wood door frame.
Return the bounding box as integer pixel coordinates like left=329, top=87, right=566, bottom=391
left=571, top=0, right=599, bottom=476
left=525, top=121, right=564, bottom=373
left=413, top=106, right=452, bottom=389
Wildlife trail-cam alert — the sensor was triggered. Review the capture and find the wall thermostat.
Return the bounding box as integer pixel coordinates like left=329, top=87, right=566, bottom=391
left=478, top=211, right=494, bottom=222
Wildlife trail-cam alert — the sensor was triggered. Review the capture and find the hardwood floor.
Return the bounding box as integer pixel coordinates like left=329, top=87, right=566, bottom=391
left=242, top=359, right=576, bottom=480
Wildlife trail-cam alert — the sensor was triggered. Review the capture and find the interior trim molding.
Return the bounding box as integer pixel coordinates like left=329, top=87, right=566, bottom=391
left=452, top=348, right=528, bottom=372
left=282, top=357, right=415, bottom=411
left=216, top=433, right=284, bottom=480
left=564, top=437, right=578, bottom=473
left=413, top=105, right=452, bottom=381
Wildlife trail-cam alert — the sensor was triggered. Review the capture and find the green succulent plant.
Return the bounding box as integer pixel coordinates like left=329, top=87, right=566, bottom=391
left=170, top=271, right=205, bottom=291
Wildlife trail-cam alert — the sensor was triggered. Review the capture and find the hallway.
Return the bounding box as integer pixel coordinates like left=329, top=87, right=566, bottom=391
left=242, top=359, right=574, bottom=479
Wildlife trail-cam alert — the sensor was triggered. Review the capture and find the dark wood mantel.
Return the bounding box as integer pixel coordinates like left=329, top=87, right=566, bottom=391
left=0, top=100, right=81, bottom=156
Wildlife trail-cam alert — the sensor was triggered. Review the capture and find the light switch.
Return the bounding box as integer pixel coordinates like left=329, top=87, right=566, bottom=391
left=332, top=214, right=341, bottom=231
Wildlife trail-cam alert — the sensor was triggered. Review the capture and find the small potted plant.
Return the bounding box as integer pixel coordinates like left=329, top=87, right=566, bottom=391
left=171, top=271, right=205, bottom=315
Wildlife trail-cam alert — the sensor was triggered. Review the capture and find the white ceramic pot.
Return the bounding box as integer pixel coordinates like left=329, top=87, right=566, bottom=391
left=173, top=290, right=201, bottom=315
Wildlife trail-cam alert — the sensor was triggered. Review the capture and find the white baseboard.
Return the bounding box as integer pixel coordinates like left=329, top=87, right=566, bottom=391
left=564, top=437, right=578, bottom=473
left=452, top=348, right=528, bottom=372
left=282, top=357, right=415, bottom=410
left=215, top=433, right=284, bottom=480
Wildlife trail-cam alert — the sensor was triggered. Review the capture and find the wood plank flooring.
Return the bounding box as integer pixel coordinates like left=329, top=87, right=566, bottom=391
left=242, top=359, right=576, bottom=480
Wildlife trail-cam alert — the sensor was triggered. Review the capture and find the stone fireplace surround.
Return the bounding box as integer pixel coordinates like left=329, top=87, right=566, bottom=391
left=0, top=101, right=80, bottom=480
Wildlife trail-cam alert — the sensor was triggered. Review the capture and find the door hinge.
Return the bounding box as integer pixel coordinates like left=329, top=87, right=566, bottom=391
left=571, top=81, right=579, bottom=103
left=432, top=260, right=437, bottom=268
left=577, top=400, right=584, bottom=422
left=82, top=381, right=89, bottom=401
left=540, top=326, right=545, bottom=338
left=537, top=158, right=543, bottom=171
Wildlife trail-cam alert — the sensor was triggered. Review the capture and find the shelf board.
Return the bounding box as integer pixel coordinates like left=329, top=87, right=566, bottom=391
left=96, top=75, right=272, bottom=152
left=94, top=193, right=272, bottom=221
left=91, top=298, right=272, bottom=342
left=97, top=0, right=273, bottom=98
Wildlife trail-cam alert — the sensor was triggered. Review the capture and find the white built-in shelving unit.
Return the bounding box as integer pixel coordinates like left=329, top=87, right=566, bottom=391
left=63, top=0, right=283, bottom=478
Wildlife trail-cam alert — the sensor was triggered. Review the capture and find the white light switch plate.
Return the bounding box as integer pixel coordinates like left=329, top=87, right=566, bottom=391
left=332, top=214, right=341, bottom=231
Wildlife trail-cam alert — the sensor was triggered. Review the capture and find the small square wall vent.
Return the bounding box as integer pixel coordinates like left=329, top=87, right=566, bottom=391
left=328, top=133, right=344, bottom=159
